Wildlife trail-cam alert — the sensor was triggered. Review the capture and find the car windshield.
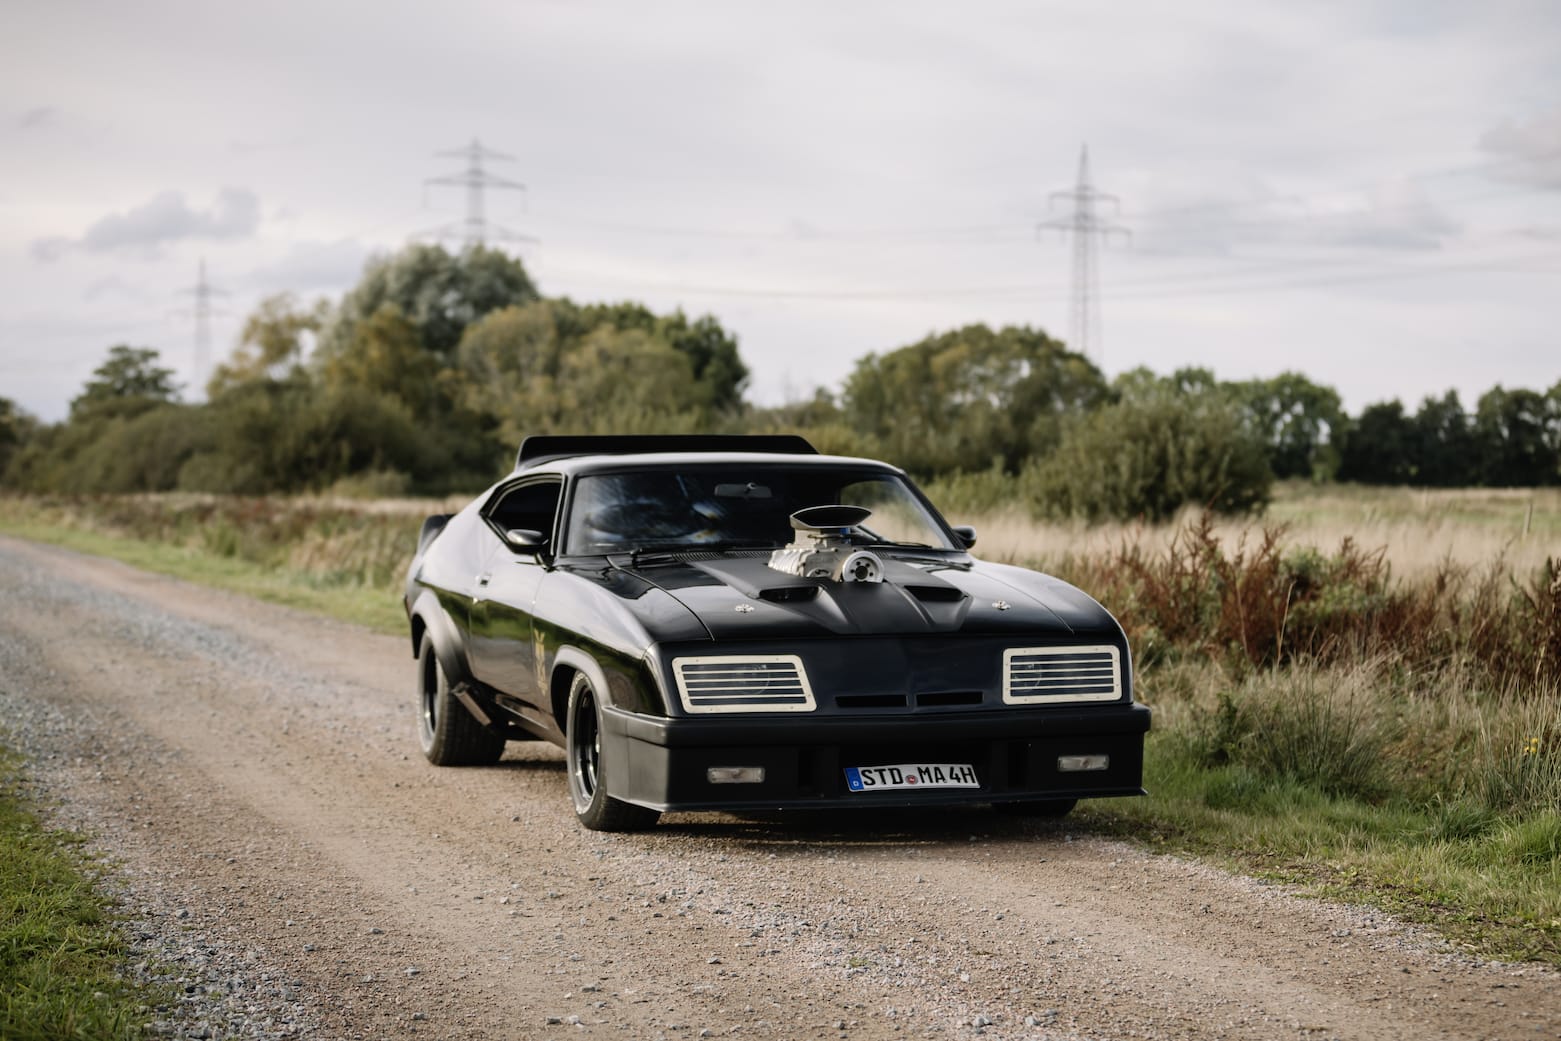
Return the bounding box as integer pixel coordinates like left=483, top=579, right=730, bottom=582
left=563, top=467, right=956, bottom=555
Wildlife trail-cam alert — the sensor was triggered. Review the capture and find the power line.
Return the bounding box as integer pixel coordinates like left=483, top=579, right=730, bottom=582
left=540, top=247, right=1561, bottom=304
left=1039, top=145, right=1130, bottom=365
left=423, top=138, right=532, bottom=248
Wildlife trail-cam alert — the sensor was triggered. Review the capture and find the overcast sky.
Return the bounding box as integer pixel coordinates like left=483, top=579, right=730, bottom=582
left=4, top=0, right=1559, bottom=422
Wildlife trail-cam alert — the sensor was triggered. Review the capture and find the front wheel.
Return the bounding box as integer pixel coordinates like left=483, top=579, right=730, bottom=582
left=417, top=634, right=505, bottom=766
left=565, top=673, right=659, bottom=831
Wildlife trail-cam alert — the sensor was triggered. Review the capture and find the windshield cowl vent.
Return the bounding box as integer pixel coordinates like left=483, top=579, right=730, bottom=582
left=767, top=505, right=884, bottom=583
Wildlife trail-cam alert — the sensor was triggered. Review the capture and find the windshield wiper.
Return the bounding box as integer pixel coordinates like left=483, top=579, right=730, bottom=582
left=625, top=540, right=775, bottom=565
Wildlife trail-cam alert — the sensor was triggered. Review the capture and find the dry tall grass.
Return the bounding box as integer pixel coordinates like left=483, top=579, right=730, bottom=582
left=962, top=484, right=1560, bottom=580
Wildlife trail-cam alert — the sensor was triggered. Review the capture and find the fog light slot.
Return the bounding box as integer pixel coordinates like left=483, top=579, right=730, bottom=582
left=1057, top=754, right=1109, bottom=772
left=707, top=766, right=766, bottom=784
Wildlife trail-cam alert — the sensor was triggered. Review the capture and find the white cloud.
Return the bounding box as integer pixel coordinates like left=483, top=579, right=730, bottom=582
left=31, top=187, right=261, bottom=261
left=16, top=106, right=55, bottom=130
left=1480, top=109, right=1561, bottom=189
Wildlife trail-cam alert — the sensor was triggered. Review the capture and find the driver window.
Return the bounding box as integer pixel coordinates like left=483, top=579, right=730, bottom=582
left=487, top=481, right=561, bottom=545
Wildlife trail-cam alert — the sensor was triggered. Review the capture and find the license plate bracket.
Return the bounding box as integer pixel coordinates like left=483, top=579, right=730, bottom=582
left=844, top=763, right=979, bottom=792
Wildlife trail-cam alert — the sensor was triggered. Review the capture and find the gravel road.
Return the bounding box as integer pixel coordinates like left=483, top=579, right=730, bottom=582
left=1, top=534, right=1555, bottom=1041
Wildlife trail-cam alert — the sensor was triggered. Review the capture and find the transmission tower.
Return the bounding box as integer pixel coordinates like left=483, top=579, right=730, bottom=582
left=175, top=257, right=229, bottom=397
left=424, top=138, right=532, bottom=247
left=1040, top=145, right=1130, bottom=366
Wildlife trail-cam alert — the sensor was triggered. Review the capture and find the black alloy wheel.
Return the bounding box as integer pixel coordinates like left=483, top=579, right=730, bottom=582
left=564, top=672, right=659, bottom=831
left=416, top=633, right=505, bottom=766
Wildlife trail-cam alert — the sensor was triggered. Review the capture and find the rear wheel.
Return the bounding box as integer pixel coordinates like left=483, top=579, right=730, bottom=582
left=417, top=633, right=505, bottom=766
left=565, top=672, right=659, bottom=832
left=993, top=798, right=1077, bottom=819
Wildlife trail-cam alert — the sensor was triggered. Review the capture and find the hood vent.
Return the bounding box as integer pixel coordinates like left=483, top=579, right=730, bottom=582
left=758, top=585, right=819, bottom=604
left=1002, top=645, right=1122, bottom=704
left=906, top=584, right=965, bottom=604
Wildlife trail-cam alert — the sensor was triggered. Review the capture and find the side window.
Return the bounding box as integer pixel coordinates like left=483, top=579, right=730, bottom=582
left=486, top=481, right=561, bottom=545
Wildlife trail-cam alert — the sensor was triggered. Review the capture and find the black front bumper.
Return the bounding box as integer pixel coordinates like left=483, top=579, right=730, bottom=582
left=602, top=703, right=1151, bottom=812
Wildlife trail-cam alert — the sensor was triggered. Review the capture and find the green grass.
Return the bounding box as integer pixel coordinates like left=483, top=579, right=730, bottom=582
left=1080, top=732, right=1561, bottom=963
left=0, top=746, right=160, bottom=1040
left=0, top=511, right=406, bottom=635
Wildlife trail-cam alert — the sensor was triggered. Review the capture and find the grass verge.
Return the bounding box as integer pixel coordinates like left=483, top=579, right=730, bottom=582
left=0, top=745, right=157, bottom=1040
left=0, top=509, right=406, bottom=634
left=1081, top=732, right=1561, bottom=964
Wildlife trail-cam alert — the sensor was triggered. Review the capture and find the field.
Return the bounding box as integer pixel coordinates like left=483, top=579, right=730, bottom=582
left=1, top=483, right=1558, bottom=963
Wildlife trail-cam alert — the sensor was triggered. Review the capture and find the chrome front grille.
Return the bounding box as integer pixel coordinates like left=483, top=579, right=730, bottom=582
left=1002, top=645, right=1122, bottom=704
left=671, top=655, right=816, bottom=714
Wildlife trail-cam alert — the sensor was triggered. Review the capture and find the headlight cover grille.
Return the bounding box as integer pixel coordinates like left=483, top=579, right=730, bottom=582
left=1002, top=645, right=1122, bottom=704
left=671, top=655, right=816, bottom=714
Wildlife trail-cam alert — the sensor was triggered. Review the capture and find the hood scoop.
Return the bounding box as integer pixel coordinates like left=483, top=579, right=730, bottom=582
left=768, top=505, right=885, bottom=584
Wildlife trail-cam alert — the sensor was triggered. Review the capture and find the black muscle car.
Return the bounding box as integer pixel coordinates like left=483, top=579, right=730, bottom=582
left=403, top=435, right=1149, bottom=831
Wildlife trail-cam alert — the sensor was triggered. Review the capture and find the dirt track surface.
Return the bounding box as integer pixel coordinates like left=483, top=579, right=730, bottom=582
left=0, top=535, right=1556, bottom=1041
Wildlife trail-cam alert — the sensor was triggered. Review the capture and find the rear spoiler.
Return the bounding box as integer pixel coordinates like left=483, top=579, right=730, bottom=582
left=515, top=434, right=817, bottom=471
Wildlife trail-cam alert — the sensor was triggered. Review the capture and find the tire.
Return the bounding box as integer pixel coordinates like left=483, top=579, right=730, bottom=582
left=417, top=633, right=505, bottom=766
left=993, top=798, right=1077, bottom=819
left=565, top=672, right=660, bottom=832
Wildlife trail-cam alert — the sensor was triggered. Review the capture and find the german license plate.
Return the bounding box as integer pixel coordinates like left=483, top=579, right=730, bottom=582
left=844, top=763, right=979, bottom=792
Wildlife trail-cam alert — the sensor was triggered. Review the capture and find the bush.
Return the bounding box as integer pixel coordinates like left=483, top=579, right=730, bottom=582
left=1027, top=394, right=1272, bottom=522
left=1187, top=669, right=1396, bottom=800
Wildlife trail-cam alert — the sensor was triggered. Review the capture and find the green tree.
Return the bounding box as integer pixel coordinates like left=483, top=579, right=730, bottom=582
left=555, top=325, right=712, bottom=431
left=1338, top=401, right=1414, bottom=484
left=0, top=397, right=38, bottom=483
left=317, top=243, right=540, bottom=366
left=454, top=301, right=567, bottom=449
left=1228, top=372, right=1345, bottom=480
left=843, top=324, right=1107, bottom=476
left=70, top=345, right=179, bottom=420
left=1474, top=386, right=1559, bottom=486
left=736, top=389, right=862, bottom=456
left=179, top=380, right=434, bottom=493
left=1027, top=392, right=1272, bottom=522
left=320, top=305, right=440, bottom=419
left=208, top=293, right=330, bottom=397
left=455, top=302, right=716, bottom=447
left=550, top=300, right=749, bottom=413
left=1412, top=390, right=1475, bottom=487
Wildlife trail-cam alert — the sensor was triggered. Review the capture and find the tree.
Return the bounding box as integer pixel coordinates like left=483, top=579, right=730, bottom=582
left=1027, top=393, right=1272, bottom=522
left=208, top=293, right=329, bottom=397
left=316, top=243, right=540, bottom=366
left=551, top=300, right=749, bottom=413
left=0, top=397, right=38, bottom=485
left=455, top=302, right=716, bottom=450
left=320, top=305, right=440, bottom=419
left=70, top=345, right=179, bottom=420
left=1337, top=401, right=1414, bottom=484
left=454, top=302, right=567, bottom=448
left=842, top=324, right=1108, bottom=476
left=1412, top=391, right=1476, bottom=487
left=1228, top=372, right=1345, bottom=481
left=1474, top=386, right=1559, bottom=486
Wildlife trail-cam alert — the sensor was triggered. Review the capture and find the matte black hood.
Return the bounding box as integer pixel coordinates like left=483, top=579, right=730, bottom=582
left=619, top=554, right=1117, bottom=641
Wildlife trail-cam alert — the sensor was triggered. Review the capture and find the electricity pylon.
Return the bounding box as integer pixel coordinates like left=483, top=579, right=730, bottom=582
left=424, top=138, right=532, bottom=248
left=175, top=257, right=229, bottom=397
left=1040, top=145, right=1130, bottom=366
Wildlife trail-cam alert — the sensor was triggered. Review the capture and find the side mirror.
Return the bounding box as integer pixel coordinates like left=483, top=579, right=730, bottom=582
left=951, top=525, right=977, bottom=550
left=504, top=528, right=548, bottom=553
